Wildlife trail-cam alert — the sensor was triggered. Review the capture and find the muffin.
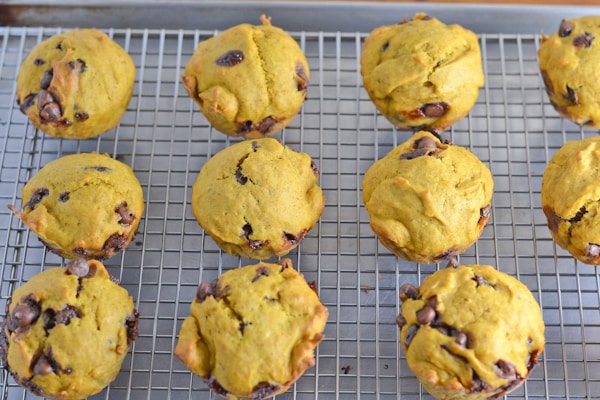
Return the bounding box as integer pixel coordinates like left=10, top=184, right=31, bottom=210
left=175, top=259, right=328, bottom=400
left=191, top=138, right=324, bottom=259
left=538, top=16, right=600, bottom=127
left=182, top=15, right=310, bottom=138
left=396, top=263, right=545, bottom=399
left=8, top=152, right=145, bottom=260
left=541, top=135, right=600, bottom=264
left=360, top=13, right=484, bottom=133
left=16, top=28, right=136, bottom=139
left=0, top=258, right=139, bottom=400
left=362, top=131, right=493, bottom=264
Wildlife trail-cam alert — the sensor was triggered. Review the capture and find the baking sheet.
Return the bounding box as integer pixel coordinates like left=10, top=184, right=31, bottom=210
left=1, top=4, right=600, bottom=399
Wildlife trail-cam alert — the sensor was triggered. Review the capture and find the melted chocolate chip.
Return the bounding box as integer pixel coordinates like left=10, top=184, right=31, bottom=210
left=206, top=377, right=230, bottom=397
left=559, top=19, right=574, bottom=37
left=396, top=313, right=407, bottom=328
left=77, top=59, right=87, bottom=72
left=470, top=371, right=490, bottom=393
left=7, top=295, right=41, bottom=332
left=235, top=166, right=248, bottom=185
left=216, top=50, right=244, bottom=67
left=251, top=266, right=270, bottom=283
left=565, top=85, right=579, bottom=105
left=283, top=230, right=306, bottom=246
left=434, top=248, right=458, bottom=262
left=310, top=160, right=319, bottom=176
left=54, top=305, right=81, bottom=326
left=126, top=310, right=139, bottom=345
left=404, top=324, right=418, bottom=347
left=115, top=201, right=135, bottom=226
left=479, top=205, right=491, bottom=224
left=278, top=258, right=292, bottom=271
left=419, top=102, right=449, bottom=118
left=56, top=41, right=63, bottom=50
left=251, top=141, right=260, bottom=151
left=399, top=283, right=418, bottom=301
left=58, top=192, right=70, bottom=202
left=248, top=239, right=264, bottom=250
left=401, top=136, right=440, bottom=159
left=495, top=359, right=516, bottom=378
left=86, top=166, right=111, bottom=172
left=18, top=93, right=36, bottom=113
left=32, top=354, right=53, bottom=375
left=382, top=42, right=389, bottom=51
left=585, top=243, right=600, bottom=258
left=295, top=61, right=309, bottom=92
left=37, top=90, right=62, bottom=122
left=256, top=116, right=278, bottom=134
left=472, top=275, right=494, bottom=288
left=416, top=305, right=436, bottom=325
left=24, top=188, right=49, bottom=209
left=568, top=206, right=587, bottom=223
left=102, top=233, right=128, bottom=254
left=196, top=280, right=229, bottom=303
left=238, top=321, right=251, bottom=335
left=65, top=258, right=89, bottom=278
left=74, top=111, right=89, bottom=122
left=573, top=32, right=594, bottom=48
left=40, top=69, right=53, bottom=90
left=251, top=382, right=281, bottom=399
left=33, top=58, right=45, bottom=66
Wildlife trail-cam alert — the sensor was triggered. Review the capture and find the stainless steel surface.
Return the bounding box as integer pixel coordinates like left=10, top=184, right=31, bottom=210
left=0, top=21, right=599, bottom=400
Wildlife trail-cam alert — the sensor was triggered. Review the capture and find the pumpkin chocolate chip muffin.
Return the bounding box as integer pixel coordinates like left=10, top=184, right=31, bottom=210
left=182, top=15, right=310, bottom=138
left=191, top=138, right=324, bottom=260
left=175, top=259, right=328, bottom=400
left=541, top=135, right=600, bottom=265
left=0, top=259, right=139, bottom=400
left=538, top=16, right=600, bottom=127
left=8, top=152, right=145, bottom=260
left=360, top=13, right=484, bottom=133
left=397, top=263, right=545, bottom=399
left=362, top=131, right=493, bottom=264
left=16, top=29, right=135, bottom=139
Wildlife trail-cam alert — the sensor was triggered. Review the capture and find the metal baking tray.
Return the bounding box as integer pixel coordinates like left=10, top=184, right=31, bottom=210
left=1, top=2, right=600, bottom=399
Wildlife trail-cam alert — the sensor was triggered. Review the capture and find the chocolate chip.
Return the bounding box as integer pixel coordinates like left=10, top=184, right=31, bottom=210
left=295, top=61, right=309, bottom=92
left=73, top=247, right=89, bottom=258
left=419, top=102, right=449, bottom=118
left=32, top=354, right=53, bottom=375
left=470, top=371, right=490, bottom=393
left=455, top=332, right=468, bottom=347
left=116, top=201, right=135, bottom=226
left=568, top=206, right=587, bottom=223
left=420, top=15, right=433, bottom=21
left=235, top=166, right=248, bottom=184
left=251, top=141, right=260, bottom=151
left=527, top=349, right=541, bottom=371
left=251, top=266, right=270, bottom=283
left=215, top=50, right=244, bottom=67
left=480, top=205, right=491, bottom=221
left=283, top=230, right=306, bottom=246
left=434, top=248, right=458, bottom=262
left=33, top=58, right=45, bottom=66
left=404, top=325, right=418, bottom=347
left=40, top=69, right=53, bottom=90
left=416, top=305, right=436, bottom=325
left=196, top=282, right=213, bottom=303
left=472, top=275, right=494, bottom=288
left=24, top=188, right=49, bottom=209
left=77, top=58, right=87, bottom=72
left=74, top=111, right=89, bottom=122
left=399, top=283, right=418, bottom=301
left=559, top=19, right=574, bottom=37
left=238, top=321, right=251, bottom=335
left=54, top=305, right=81, bottom=326
left=251, top=382, right=281, bottom=399
left=206, top=377, right=230, bottom=397
left=37, top=90, right=62, bottom=122
left=495, top=359, right=516, bottom=377
left=7, top=296, right=41, bottom=332
left=396, top=313, right=406, bottom=328
left=242, top=223, right=253, bottom=239
left=573, top=32, right=594, bottom=48
left=586, top=243, right=600, bottom=258
left=18, top=93, right=36, bottom=113
left=565, top=85, right=580, bottom=105
left=56, top=41, right=63, bottom=50
left=310, top=160, right=319, bottom=176
left=277, top=258, right=292, bottom=271
left=239, top=120, right=253, bottom=133
left=102, top=233, right=128, bottom=254
left=400, top=136, right=440, bottom=159
left=58, top=192, right=70, bottom=202
left=256, top=116, right=278, bottom=134
left=382, top=42, right=389, bottom=51
left=65, top=258, right=90, bottom=278
left=248, top=239, right=264, bottom=250
left=126, top=310, right=139, bottom=346
left=86, top=166, right=111, bottom=172
left=42, top=308, right=56, bottom=331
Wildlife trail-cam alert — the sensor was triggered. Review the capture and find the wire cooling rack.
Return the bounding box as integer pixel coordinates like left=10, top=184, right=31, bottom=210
left=0, top=24, right=599, bottom=400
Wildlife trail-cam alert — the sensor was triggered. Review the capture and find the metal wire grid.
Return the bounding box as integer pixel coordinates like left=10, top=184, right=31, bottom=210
left=0, top=25, right=598, bottom=400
